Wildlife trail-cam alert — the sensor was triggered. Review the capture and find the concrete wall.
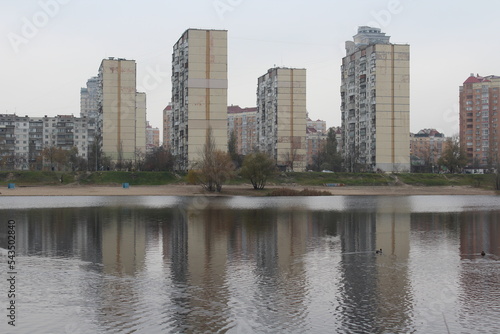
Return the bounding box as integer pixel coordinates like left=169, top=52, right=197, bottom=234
left=374, top=44, right=410, bottom=171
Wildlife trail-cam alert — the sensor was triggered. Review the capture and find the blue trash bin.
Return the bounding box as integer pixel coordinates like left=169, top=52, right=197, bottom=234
left=8, top=183, right=15, bottom=189
left=122, top=183, right=129, bottom=189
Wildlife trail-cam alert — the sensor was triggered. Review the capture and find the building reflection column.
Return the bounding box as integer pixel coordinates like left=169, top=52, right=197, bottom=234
left=374, top=197, right=412, bottom=332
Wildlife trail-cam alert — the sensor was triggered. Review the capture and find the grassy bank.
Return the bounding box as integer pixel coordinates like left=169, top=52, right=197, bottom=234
left=0, top=170, right=496, bottom=190
left=0, top=171, right=180, bottom=186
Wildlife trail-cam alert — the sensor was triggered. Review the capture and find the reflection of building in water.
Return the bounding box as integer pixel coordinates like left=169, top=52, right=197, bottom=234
left=251, top=209, right=309, bottom=329
left=374, top=199, right=412, bottom=331
left=336, top=197, right=412, bottom=332
left=8, top=208, right=101, bottom=262
left=101, top=210, right=146, bottom=275
left=459, top=211, right=500, bottom=257
left=457, top=211, right=500, bottom=330
left=184, top=207, right=231, bottom=332
left=375, top=198, right=410, bottom=258
left=158, top=206, right=310, bottom=332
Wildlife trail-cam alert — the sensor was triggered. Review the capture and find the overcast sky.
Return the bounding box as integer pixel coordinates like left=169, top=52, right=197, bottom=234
left=1, top=0, right=499, bottom=141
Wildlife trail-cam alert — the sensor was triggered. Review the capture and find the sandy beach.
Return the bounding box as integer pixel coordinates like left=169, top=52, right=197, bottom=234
left=0, top=184, right=496, bottom=197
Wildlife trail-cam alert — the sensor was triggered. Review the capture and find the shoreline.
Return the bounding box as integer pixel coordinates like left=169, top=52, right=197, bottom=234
left=0, top=184, right=496, bottom=197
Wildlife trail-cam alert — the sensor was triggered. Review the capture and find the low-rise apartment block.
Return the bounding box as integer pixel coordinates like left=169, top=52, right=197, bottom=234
left=410, top=128, right=448, bottom=170
left=0, top=114, right=90, bottom=170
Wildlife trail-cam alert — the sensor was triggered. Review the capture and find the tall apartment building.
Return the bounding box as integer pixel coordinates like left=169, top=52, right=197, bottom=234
left=163, top=104, right=172, bottom=148
left=257, top=67, right=307, bottom=171
left=459, top=74, right=500, bottom=167
left=97, top=58, right=146, bottom=162
left=80, top=76, right=100, bottom=120
left=227, top=105, right=258, bottom=155
left=170, top=29, right=228, bottom=170
left=341, top=26, right=410, bottom=172
left=80, top=76, right=100, bottom=159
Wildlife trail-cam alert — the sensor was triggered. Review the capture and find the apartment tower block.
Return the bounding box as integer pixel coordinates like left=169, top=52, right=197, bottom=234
left=257, top=67, right=307, bottom=171
left=170, top=29, right=228, bottom=170
left=341, top=26, right=410, bottom=172
left=459, top=74, right=500, bottom=167
left=98, top=58, right=146, bottom=162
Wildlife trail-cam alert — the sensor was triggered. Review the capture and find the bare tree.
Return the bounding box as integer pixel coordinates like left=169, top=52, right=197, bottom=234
left=195, top=127, right=234, bottom=192
left=280, top=136, right=302, bottom=172
left=438, top=136, right=467, bottom=173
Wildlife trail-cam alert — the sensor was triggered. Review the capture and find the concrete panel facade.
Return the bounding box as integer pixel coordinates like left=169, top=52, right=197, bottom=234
left=341, top=27, right=410, bottom=172
left=257, top=67, right=307, bottom=171
left=98, top=58, right=146, bottom=162
left=170, top=29, right=228, bottom=170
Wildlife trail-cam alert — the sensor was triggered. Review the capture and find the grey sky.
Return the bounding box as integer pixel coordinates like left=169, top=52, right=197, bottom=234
left=1, top=0, right=499, bottom=140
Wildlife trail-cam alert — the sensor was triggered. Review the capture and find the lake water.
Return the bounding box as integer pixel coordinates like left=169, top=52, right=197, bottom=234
left=1, top=195, right=499, bottom=334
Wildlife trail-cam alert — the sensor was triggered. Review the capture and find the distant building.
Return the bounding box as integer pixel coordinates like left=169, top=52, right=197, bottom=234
left=305, top=116, right=327, bottom=167
left=97, top=58, right=146, bottom=162
left=135, top=92, right=147, bottom=156
left=163, top=104, right=172, bottom=148
left=146, top=121, right=160, bottom=152
left=410, top=129, right=447, bottom=168
left=257, top=67, right=307, bottom=171
left=227, top=105, right=258, bottom=155
left=307, top=116, right=327, bottom=134
left=0, top=114, right=26, bottom=170
left=169, top=29, right=228, bottom=170
left=80, top=76, right=99, bottom=121
left=306, top=126, right=326, bottom=166
left=341, top=26, right=410, bottom=172
left=80, top=76, right=100, bottom=160
left=0, top=114, right=89, bottom=170
left=459, top=74, right=500, bottom=167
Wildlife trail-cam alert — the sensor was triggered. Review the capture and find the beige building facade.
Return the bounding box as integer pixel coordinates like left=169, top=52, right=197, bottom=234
left=341, top=27, right=410, bottom=172
left=257, top=67, right=307, bottom=171
left=410, top=129, right=448, bottom=168
left=227, top=105, right=258, bottom=155
left=170, top=29, right=228, bottom=170
left=98, top=58, right=146, bottom=162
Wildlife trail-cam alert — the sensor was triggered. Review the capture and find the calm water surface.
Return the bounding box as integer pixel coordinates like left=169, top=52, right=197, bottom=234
left=1, top=195, right=499, bottom=333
